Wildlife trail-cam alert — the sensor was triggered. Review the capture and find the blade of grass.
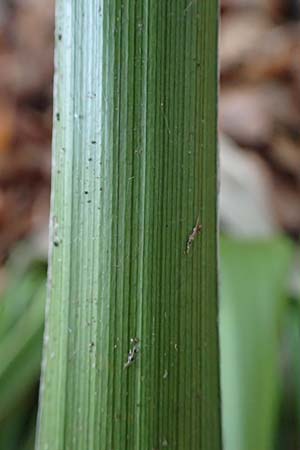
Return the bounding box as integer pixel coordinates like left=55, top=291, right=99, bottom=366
left=0, top=264, right=45, bottom=339
left=220, top=236, right=293, bottom=450
left=0, top=262, right=46, bottom=450
left=0, top=270, right=46, bottom=420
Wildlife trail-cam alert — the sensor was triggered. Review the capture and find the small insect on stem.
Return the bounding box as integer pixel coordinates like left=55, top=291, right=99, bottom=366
left=185, top=217, right=202, bottom=254
left=124, top=337, right=140, bottom=369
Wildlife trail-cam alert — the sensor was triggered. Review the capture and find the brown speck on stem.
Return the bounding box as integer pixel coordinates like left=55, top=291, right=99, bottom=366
left=124, top=337, right=140, bottom=369
left=185, top=217, right=202, bottom=254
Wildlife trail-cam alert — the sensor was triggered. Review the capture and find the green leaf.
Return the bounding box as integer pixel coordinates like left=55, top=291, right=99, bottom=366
left=0, top=262, right=46, bottom=450
left=0, top=263, right=45, bottom=339
left=0, top=264, right=46, bottom=420
left=220, top=236, right=294, bottom=450
left=276, top=298, right=300, bottom=448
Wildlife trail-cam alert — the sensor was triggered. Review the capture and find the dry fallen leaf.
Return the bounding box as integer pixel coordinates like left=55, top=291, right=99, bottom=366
left=220, top=134, right=278, bottom=236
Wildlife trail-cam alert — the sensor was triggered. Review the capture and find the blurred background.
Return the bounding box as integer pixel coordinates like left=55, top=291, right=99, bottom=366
left=0, top=0, right=299, bottom=449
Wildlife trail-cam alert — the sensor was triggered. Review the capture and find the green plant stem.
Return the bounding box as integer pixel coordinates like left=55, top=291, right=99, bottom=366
left=36, top=1, right=221, bottom=449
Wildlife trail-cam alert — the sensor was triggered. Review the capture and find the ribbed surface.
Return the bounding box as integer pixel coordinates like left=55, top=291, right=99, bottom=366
left=36, top=1, right=220, bottom=449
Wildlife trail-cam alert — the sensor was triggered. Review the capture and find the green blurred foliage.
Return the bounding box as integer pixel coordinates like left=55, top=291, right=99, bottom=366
left=0, top=262, right=46, bottom=450
left=220, top=236, right=295, bottom=450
